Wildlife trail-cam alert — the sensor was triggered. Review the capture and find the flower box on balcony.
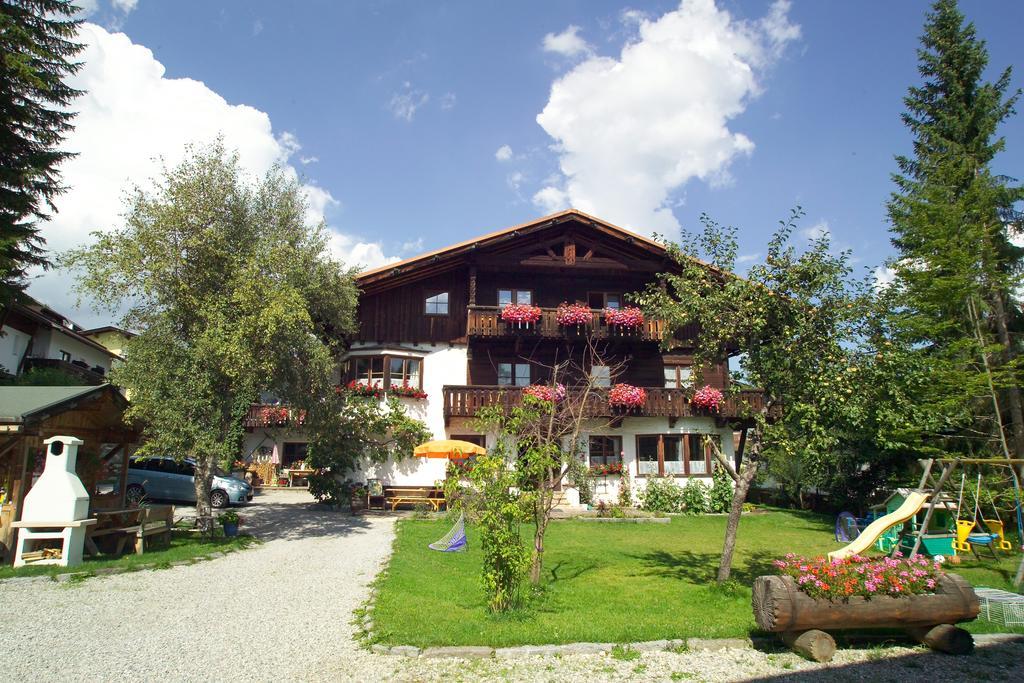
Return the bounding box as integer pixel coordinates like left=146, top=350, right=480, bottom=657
left=258, top=405, right=290, bottom=426
left=608, top=383, right=647, bottom=411
left=556, top=302, right=591, bottom=327
left=691, top=385, right=724, bottom=413
left=500, top=303, right=543, bottom=327
left=604, top=306, right=645, bottom=330
left=523, top=383, right=566, bottom=403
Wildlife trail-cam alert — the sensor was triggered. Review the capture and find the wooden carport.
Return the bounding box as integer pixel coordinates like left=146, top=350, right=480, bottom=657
left=0, top=385, right=139, bottom=563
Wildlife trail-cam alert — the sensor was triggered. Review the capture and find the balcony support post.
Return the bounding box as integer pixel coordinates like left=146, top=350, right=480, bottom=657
left=468, top=266, right=477, bottom=306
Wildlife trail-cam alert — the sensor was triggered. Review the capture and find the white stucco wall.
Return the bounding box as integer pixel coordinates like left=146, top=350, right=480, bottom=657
left=0, top=325, right=31, bottom=375
left=34, top=327, right=115, bottom=372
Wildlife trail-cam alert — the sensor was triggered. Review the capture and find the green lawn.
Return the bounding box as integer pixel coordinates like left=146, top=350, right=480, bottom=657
left=0, top=529, right=258, bottom=581
left=372, top=510, right=1024, bottom=647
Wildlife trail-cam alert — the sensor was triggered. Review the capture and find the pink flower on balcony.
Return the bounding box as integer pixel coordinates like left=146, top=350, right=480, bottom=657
left=608, top=383, right=647, bottom=409
left=523, top=383, right=566, bottom=403
left=556, top=302, right=592, bottom=326
left=500, top=303, right=542, bottom=325
left=691, top=385, right=724, bottom=411
left=604, top=306, right=645, bottom=328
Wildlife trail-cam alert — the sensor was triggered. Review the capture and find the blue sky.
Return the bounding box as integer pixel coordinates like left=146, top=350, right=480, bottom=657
left=37, top=1, right=1024, bottom=324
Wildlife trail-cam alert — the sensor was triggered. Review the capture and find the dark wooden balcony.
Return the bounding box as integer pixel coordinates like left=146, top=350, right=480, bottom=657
left=442, top=385, right=765, bottom=426
left=466, top=305, right=687, bottom=343
left=23, top=357, right=108, bottom=385
left=243, top=404, right=306, bottom=430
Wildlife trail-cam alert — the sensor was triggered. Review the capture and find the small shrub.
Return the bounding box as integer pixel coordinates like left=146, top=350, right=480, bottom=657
left=639, top=476, right=684, bottom=513
left=610, top=505, right=626, bottom=519
left=681, top=479, right=710, bottom=514
left=709, top=467, right=733, bottom=513
left=618, top=470, right=633, bottom=508
left=412, top=502, right=431, bottom=519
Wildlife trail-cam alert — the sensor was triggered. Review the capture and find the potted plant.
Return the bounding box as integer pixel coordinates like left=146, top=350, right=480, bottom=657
left=345, top=380, right=385, bottom=398
left=389, top=382, right=428, bottom=399
left=218, top=510, right=242, bottom=537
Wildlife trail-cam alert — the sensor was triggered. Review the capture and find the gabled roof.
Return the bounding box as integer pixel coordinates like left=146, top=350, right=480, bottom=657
left=0, top=385, right=125, bottom=424
left=357, top=209, right=673, bottom=287
left=9, top=301, right=123, bottom=360
left=80, top=326, right=137, bottom=339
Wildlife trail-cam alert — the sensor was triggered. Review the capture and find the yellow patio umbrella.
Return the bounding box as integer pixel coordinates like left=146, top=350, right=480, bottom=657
left=413, top=439, right=487, bottom=460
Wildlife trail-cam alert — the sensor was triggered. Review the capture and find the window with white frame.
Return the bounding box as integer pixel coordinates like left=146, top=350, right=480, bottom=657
left=352, top=355, right=422, bottom=390
left=497, top=288, right=533, bottom=306
left=663, top=363, right=693, bottom=389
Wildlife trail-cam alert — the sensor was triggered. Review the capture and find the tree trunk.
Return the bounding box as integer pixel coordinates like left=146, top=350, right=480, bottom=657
left=530, top=480, right=553, bottom=585
left=989, top=289, right=1024, bottom=460
left=717, top=458, right=759, bottom=583
left=193, top=454, right=215, bottom=534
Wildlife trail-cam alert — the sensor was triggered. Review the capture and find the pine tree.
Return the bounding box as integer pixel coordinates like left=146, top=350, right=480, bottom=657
left=887, top=0, right=1024, bottom=458
left=0, top=1, right=83, bottom=304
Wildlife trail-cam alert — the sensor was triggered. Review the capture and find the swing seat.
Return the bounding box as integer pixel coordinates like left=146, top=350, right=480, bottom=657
left=955, top=519, right=999, bottom=557
left=983, top=520, right=1014, bottom=551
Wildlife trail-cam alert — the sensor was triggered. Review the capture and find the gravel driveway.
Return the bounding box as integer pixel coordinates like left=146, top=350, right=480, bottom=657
left=2, top=490, right=1022, bottom=682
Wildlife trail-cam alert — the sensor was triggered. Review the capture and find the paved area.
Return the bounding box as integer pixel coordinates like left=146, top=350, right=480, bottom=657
left=2, top=490, right=1022, bottom=682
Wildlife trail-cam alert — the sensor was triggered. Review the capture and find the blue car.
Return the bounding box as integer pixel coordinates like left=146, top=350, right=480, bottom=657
left=126, top=456, right=253, bottom=508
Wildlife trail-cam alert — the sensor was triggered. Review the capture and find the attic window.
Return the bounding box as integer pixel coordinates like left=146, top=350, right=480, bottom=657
left=425, top=291, right=449, bottom=315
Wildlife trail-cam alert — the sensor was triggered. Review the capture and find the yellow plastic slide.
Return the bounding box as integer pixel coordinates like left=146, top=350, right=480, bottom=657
left=827, top=491, right=929, bottom=561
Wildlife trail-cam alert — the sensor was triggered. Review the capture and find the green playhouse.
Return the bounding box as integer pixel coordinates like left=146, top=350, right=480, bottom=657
left=872, top=488, right=957, bottom=556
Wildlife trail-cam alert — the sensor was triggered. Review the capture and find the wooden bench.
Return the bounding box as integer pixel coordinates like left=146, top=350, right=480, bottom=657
left=134, top=505, right=173, bottom=554
left=86, top=508, right=143, bottom=557
left=385, top=487, right=445, bottom=512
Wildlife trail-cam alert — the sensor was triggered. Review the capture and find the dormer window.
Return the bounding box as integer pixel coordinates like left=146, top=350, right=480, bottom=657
left=498, top=289, right=532, bottom=306
left=425, top=291, right=449, bottom=315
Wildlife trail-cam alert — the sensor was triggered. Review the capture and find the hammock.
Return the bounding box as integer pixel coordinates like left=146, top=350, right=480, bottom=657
left=429, top=512, right=467, bottom=552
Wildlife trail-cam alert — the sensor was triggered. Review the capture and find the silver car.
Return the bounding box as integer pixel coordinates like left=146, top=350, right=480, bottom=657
left=126, top=456, right=252, bottom=508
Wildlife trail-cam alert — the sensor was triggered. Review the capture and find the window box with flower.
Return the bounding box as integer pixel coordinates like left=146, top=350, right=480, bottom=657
left=389, top=383, right=428, bottom=400
left=589, top=462, right=624, bottom=477
left=522, top=383, right=566, bottom=404
left=691, top=385, right=724, bottom=413
left=346, top=380, right=385, bottom=398
left=500, top=303, right=543, bottom=328
left=608, top=383, right=647, bottom=412
left=555, top=302, right=592, bottom=328
left=604, top=306, right=645, bottom=331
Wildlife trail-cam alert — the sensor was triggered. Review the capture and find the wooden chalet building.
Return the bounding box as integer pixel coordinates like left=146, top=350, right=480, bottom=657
left=241, top=209, right=760, bottom=504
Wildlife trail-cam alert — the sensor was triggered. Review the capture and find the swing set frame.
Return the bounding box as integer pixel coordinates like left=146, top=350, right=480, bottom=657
left=898, top=458, right=1024, bottom=587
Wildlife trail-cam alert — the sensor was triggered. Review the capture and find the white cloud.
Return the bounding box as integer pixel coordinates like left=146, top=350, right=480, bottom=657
left=532, top=186, right=570, bottom=214
left=802, top=220, right=831, bottom=241
left=388, top=84, right=429, bottom=122
left=495, top=144, right=513, bottom=162
left=542, top=25, right=593, bottom=58
left=252, top=19, right=264, bottom=37
left=534, top=0, right=799, bottom=238
left=736, top=253, right=761, bottom=264
left=506, top=171, right=524, bottom=192
left=326, top=232, right=399, bottom=272
left=112, top=0, right=138, bottom=13
left=440, top=92, right=456, bottom=110
left=400, top=238, right=425, bottom=254
left=299, top=156, right=319, bottom=165
left=28, top=23, right=393, bottom=324
left=75, top=0, right=99, bottom=17
left=873, top=265, right=897, bottom=290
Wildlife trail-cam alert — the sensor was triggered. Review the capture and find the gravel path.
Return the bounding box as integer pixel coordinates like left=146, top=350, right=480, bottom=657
left=2, top=490, right=1022, bottom=682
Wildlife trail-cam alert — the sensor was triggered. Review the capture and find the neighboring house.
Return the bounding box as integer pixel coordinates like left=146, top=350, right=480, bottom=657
left=80, top=326, right=135, bottom=359
left=0, top=300, right=123, bottom=384
left=241, top=209, right=761, bottom=504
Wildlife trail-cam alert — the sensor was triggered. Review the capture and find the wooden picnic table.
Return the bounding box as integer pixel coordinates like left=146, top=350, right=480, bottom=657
left=85, top=508, right=144, bottom=557
left=385, top=487, right=445, bottom=512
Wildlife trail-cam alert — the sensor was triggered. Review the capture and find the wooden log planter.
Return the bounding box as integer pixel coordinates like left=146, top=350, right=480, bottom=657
left=752, top=573, right=979, bottom=662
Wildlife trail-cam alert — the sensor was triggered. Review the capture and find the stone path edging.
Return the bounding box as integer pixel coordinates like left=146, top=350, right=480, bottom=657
left=0, top=548, right=241, bottom=586
left=365, top=632, right=1024, bottom=659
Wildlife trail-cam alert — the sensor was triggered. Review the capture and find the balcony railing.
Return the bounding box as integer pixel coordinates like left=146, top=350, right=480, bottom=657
left=442, top=385, right=765, bottom=424
left=243, top=404, right=306, bottom=429
left=466, top=306, right=691, bottom=343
